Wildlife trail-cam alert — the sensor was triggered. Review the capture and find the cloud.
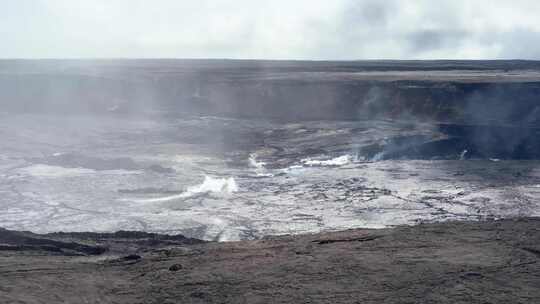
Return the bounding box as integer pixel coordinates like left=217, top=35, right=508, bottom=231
left=1, top=0, right=540, bottom=59
left=406, top=30, right=470, bottom=53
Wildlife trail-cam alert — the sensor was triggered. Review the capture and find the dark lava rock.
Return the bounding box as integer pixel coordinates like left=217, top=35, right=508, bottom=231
left=190, top=292, right=206, bottom=299
left=47, top=230, right=204, bottom=246
left=0, top=228, right=107, bottom=255
left=121, top=254, right=141, bottom=261
left=168, top=264, right=183, bottom=271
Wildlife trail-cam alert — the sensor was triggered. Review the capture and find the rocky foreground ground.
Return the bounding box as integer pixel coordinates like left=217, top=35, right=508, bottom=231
left=1, top=218, right=539, bottom=303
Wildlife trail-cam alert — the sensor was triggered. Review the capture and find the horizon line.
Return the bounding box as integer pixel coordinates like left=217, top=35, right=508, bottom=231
left=0, top=58, right=539, bottom=62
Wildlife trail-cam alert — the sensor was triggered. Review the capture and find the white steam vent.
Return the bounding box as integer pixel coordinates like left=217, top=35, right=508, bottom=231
left=185, top=175, right=239, bottom=196
left=122, top=175, right=239, bottom=203
left=302, top=155, right=353, bottom=166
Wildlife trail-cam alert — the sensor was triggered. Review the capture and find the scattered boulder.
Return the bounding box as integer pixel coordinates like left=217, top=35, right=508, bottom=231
left=169, top=264, right=183, bottom=271
left=122, top=254, right=142, bottom=261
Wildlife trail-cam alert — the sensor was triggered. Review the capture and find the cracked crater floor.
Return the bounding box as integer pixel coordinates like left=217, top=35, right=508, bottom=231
left=1, top=113, right=540, bottom=241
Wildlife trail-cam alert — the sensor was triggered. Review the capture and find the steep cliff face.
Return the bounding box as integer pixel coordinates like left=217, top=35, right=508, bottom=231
left=1, top=60, right=540, bottom=124
left=193, top=81, right=540, bottom=122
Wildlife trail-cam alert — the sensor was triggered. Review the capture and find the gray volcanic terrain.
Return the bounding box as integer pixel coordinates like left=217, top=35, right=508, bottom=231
left=2, top=114, right=540, bottom=241
left=1, top=60, right=540, bottom=303
left=1, top=60, right=540, bottom=241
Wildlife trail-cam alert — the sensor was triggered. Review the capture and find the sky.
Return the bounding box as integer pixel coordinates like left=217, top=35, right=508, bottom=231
left=1, top=0, right=540, bottom=60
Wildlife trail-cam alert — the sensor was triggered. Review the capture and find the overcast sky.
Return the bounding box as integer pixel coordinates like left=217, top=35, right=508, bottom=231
left=2, top=0, right=540, bottom=59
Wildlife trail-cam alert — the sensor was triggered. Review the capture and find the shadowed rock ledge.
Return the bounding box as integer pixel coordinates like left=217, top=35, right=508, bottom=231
left=1, top=218, right=539, bottom=303
left=3, top=59, right=540, bottom=123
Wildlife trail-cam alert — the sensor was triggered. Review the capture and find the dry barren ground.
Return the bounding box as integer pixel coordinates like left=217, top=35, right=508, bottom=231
left=1, top=218, right=539, bottom=303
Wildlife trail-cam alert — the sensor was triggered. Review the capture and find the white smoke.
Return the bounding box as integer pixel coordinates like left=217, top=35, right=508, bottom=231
left=124, top=175, right=239, bottom=203
left=185, top=175, right=238, bottom=196
left=460, top=149, right=468, bottom=160
left=249, top=153, right=274, bottom=177
left=301, top=155, right=353, bottom=166
left=370, top=152, right=385, bottom=162
left=249, top=153, right=266, bottom=170
left=18, top=164, right=95, bottom=178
